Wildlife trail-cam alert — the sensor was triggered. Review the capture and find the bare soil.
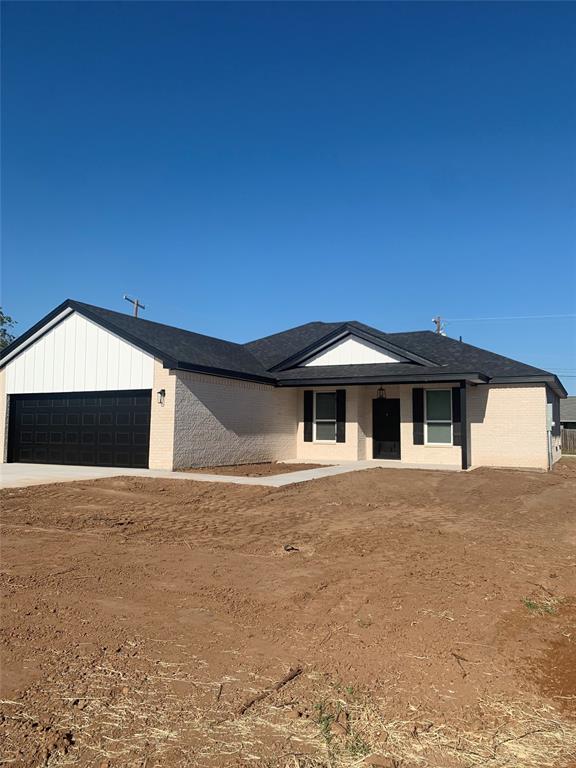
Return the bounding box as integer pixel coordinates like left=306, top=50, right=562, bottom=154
left=1, top=461, right=575, bottom=768
left=181, top=462, right=327, bottom=477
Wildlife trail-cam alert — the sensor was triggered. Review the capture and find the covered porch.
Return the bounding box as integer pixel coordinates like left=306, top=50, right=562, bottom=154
left=290, top=380, right=477, bottom=470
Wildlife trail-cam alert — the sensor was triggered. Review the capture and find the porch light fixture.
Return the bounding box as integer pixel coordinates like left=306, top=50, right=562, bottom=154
left=377, top=386, right=387, bottom=399
left=157, top=388, right=166, bottom=405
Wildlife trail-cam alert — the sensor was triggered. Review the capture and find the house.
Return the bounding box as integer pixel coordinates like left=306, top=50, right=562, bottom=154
left=0, top=300, right=567, bottom=472
left=560, top=396, right=576, bottom=430
left=560, top=396, right=576, bottom=456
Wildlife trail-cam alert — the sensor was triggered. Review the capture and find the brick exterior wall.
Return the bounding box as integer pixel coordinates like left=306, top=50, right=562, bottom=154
left=172, top=371, right=297, bottom=469
left=148, top=360, right=176, bottom=470
left=0, top=353, right=556, bottom=473
left=468, top=383, right=549, bottom=470
left=295, top=382, right=552, bottom=470
left=296, top=384, right=461, bottom=466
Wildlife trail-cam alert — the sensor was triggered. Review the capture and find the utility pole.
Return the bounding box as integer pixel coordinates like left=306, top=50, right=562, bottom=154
left=432, top=316, right=446, bottom=335
left=123, top=295, right=146, bottom=318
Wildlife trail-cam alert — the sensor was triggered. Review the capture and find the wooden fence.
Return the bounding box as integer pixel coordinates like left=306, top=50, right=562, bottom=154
left=561, top=428, right=576, bottom=455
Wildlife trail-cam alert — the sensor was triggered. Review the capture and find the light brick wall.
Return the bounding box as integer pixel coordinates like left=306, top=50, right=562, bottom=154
left=172, top=372, right=297, bottom=468
left=295, top=383, right=550, bottom=470
left=148, top=360, right=176, bottom=470
left=468, top=383, right=548, bottom=470
left=297, top=384, right=461, bottom=465
left=296, top=387, right=360, bottom=461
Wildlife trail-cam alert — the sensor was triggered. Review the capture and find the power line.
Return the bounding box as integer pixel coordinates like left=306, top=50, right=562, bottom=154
left=446, top=313, right=576, bottom=322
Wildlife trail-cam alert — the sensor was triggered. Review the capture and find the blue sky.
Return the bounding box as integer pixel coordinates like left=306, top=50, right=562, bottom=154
left=2, top=1, right=575, bottom=391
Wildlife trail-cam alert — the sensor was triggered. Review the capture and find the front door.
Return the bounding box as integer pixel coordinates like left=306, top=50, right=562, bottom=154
left=372, top=398, right=401, bottom=459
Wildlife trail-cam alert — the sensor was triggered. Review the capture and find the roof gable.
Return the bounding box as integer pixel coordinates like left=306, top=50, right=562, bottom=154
left=3, top=311, right=155, bottom=394
left=255, top=322, right=438, bottom=371
left=302, top=334, right=409, bottom=366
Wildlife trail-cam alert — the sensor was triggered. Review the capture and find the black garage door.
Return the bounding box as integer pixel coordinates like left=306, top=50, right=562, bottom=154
left=7, top=390, right=151, bottom=468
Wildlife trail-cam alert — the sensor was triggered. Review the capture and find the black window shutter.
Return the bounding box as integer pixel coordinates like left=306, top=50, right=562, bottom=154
left=336, top=390, right=346, bottom=443
left=303, top=391, right=313, bottom=442
left=412, top=388, right=424, bottom=445
left=452, top=387, right=462, bottom=446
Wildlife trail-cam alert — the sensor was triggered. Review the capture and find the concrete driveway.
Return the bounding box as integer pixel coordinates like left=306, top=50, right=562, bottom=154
left=0, top=463, right=161, bottom=489
left=0, top=461, right=362, bottom=489
left=0, top=459, right=460, bottom=490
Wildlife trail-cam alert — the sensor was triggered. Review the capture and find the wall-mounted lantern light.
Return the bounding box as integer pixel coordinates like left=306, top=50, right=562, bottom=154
left=157, top=388, right=166, bottom=405
left=377, top=385, right=387, bottom=399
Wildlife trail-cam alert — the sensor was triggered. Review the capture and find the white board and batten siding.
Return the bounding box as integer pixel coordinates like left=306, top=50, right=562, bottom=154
left=4, top=312, right=154, bottom=394
left=303, top=335, right=408, bottom=366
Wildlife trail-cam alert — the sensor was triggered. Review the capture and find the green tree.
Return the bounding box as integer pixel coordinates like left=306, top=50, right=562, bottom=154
left=0, top=308, right=16, bottom=350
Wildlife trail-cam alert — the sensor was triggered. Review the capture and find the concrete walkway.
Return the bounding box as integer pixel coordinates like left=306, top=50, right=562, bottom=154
left=0, top=460, right=460, bottom=490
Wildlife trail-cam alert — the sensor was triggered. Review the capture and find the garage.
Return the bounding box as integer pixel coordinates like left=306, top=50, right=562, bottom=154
left=7, top=390, right=151, bottom=467
left=0, top=303, right=164, bottom=469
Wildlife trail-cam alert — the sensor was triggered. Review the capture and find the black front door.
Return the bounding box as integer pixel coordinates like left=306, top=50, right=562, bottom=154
left=372, top=398, right=401, bottom=459
left=7, top=390, right=151, bottom=468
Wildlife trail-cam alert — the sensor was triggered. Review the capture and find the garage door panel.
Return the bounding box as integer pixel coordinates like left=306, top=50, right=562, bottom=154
left=8, top=390, right=151, bottom=468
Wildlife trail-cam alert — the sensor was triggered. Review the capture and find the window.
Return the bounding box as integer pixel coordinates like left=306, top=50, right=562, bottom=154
left=425, top=389, right=452, bottom=444
left=314, top=392, right=337, bottom=441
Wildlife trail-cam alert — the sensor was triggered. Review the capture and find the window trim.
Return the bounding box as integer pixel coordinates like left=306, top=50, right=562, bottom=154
left=424, top=388, right=453, bottom=446
left=313, top=391, right=337, bottom=443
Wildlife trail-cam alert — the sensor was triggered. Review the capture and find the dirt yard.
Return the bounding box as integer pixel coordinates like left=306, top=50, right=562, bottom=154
left=1, top=461, right=575, bottom=768
left=182, top=463, right=327, bottom=477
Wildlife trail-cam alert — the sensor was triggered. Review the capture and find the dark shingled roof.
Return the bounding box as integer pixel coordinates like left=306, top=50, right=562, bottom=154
left=383, top=331, right=553, bottom=379
left=244, top=322, right=345, bottom=370
left=246, top=321, right=560, bottom=382
left=0, top=300, right=274, bottom=383
left=0, top=300, right=567, bottom=396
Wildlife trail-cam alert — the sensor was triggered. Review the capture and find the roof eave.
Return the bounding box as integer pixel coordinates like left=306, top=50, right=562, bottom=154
left=276, top=372, right=489, bottom=387
left=173, top=361, right=276, bottom=385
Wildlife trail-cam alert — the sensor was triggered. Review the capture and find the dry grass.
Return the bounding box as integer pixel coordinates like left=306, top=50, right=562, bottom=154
left=342, top=696, right=576, bottom=768
left=522, top=594, right=563, bottom=616
left=3, top=652, right=575, bottom=767
left=259, top=687, right=576, bottom=768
